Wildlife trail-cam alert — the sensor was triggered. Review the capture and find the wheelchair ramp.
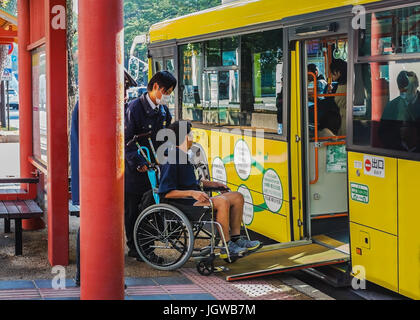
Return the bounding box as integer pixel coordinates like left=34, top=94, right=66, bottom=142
left=220, top=241, right=349, bottom=282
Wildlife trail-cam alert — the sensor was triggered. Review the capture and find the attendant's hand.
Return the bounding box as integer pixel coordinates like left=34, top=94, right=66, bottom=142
left=137, top=165, right=148, bottom=173
left=190, top=191, right=210, bottom=202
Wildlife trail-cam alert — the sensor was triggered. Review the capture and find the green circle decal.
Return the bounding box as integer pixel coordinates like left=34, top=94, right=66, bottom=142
left=237, top=184, right=254, bottom=226
left=234, top=139, right=252, bottom=181
left=212, top=157, right=227, bottom=184
left=262, top=169, right=283, bottom=213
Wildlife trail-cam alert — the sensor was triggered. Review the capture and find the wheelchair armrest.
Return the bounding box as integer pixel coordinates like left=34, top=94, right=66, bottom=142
left=202, top=186, right=230, bottom=192
left=161, top=197, right=212, bottom=208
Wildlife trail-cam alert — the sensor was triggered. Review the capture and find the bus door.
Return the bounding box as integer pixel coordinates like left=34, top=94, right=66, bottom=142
left=300, top=35, right=351, bottom=251
left=219, top=38, right=350, bottom=282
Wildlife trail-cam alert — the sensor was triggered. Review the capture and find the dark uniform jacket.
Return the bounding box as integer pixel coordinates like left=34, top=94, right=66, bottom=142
left=125, top=93, right=172, bottom=194
left=70, top=102, right=80, bottom=206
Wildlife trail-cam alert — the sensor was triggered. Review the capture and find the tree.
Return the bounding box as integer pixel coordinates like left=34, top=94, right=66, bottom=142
left=124, top=0, right=221, bottom=67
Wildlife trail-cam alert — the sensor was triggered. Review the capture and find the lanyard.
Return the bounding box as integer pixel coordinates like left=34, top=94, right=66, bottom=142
left=160, top=105, right=167, bottom=127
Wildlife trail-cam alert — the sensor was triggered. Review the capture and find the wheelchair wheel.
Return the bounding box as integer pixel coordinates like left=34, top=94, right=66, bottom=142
left=134, top=204, right=194, bottom=271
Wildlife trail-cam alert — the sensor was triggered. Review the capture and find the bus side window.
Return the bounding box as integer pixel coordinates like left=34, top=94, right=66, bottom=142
left=241, top=29, right=284, bottom=134
left=353, top=62, right=420, bottom=153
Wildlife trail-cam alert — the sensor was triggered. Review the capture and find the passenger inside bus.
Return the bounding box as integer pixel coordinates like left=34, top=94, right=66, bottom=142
left=379, top=70, right=420, bottom=152
left=308, top=63, right=328, bottom=102
left=318, top=107, right=341, bottom=137
left=329, top=59, right=347, bottom=136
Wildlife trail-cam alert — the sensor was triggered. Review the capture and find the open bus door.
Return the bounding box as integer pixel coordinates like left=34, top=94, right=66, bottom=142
left=220, top=28, right=352, bottom=282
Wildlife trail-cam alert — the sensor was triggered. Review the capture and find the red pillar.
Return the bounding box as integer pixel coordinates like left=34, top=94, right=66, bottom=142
left=45, top=0, right=69, bottom=266
left=18, top=0, right=45, bottom=231
left=79, top=0, right=125, bottom=300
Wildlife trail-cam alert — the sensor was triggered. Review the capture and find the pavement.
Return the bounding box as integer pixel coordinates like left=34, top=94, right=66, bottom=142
left=0, top=215, right=334, bottom=301
left=0, top=110, right=20, bottom=143
left=0, top=119, right=333, bottom=301
left=0, top=269, right=330, bottom=301
left=0, top=143, right=19, bottom=177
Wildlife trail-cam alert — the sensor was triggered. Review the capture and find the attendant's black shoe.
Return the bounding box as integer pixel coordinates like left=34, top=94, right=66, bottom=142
left=148, top=252, right=164, bottom=264
left=128, top=249, right=140, bottom=259
left=138, top=252, right=164, bottom=264
left=74, top=278, right=80, bottom=287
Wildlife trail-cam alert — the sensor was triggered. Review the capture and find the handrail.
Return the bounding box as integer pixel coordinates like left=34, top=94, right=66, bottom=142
left=317, top=93, right=346, bottom=97
left=28, top=156, right=48, bottom=176
left=308, top=72, right=347, bottom=185
left=308, top=72, right=319, bottom=185
left=311, top=213, right=348, bottom=220
left=0, top=178, right=39, bottom=184
left=324, top=141, right=346, bottom=146
left=313, top=136, right=346, bottom=141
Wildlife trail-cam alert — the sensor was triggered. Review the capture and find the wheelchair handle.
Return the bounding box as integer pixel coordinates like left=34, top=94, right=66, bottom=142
left=126, top=131, right=152, bottom=147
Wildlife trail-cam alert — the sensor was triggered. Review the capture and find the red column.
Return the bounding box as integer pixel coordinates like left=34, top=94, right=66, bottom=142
left=18, top=0, right=45, bottom=231
left=45, top=0, right=69, bottom=266
left=79, top=0, right=125, bottom=300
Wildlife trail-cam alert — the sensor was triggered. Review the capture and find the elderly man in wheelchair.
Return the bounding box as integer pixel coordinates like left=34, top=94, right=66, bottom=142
left=131, top=121, right=262, bottom=275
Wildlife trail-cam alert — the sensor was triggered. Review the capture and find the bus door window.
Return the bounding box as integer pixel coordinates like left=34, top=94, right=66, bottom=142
left=306, top=38, right=348, bottom=139
left=305, top=37, right=349, bottom=219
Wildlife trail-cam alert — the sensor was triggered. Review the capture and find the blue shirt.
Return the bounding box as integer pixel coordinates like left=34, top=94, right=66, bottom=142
left=158, top=148, right=200, bottom=201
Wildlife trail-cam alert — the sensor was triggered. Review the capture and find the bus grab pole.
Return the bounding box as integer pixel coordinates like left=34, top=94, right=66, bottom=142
left=308, top=72, right=319, bottom=185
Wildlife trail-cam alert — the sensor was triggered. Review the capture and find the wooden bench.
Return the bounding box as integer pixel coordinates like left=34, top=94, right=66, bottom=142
left=0, top=177, right=43, bottom=255
left=0, top=200, right=43, bottom=255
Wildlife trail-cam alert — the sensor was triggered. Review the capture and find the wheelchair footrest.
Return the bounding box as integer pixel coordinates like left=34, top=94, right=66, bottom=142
left=213, top=266, right=229, bottom=273
left=191, top=247, right=211, bottom=258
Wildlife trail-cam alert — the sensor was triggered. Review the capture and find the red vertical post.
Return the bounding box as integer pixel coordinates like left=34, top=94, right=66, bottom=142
left=79, top=0, right=125, bottom=300
left=18, top=0, right=45, bottom=231
left=45, top=0, right=69, bottom=266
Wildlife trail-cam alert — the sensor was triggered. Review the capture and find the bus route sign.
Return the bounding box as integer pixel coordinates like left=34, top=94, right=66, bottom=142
left=350, top=183, right=369, bottom=204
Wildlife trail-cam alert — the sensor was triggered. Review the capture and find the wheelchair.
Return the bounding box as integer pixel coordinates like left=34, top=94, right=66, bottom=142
left=127, top=135, right=252, bottom=276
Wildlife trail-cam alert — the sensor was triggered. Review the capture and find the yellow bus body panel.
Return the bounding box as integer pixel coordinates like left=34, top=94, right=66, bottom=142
left=398, top=159, right=420, bottom=300
left=192, top=128, right=291, bottom=243
left=350, top=222, right=398, bottom=293
left=149, top=0, right=379, bottom=43
left=348, top=152, right=397, bottom=235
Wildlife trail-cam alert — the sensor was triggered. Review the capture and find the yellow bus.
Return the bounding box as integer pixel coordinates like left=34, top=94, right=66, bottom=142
left=146, top=0, right=420, bottom=299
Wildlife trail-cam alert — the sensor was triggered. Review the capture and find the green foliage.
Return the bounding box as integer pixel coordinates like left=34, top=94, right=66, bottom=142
left=0, top=0, right=17, bottom=16
left=124, top=0, right=221, bottom=65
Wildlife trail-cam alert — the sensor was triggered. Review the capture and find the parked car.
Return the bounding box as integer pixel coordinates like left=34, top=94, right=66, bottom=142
left=127, top=86, right=148, bottom=102
left=7, top=89, right=19, bottom=110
